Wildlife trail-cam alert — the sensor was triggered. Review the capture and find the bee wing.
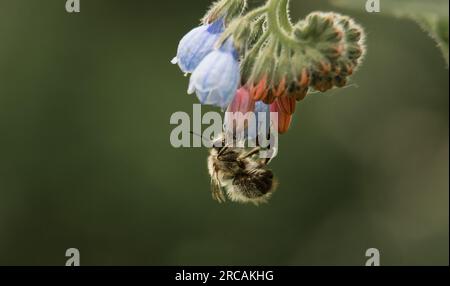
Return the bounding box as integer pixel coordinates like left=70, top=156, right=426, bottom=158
left=211, top=175, right=226, bottom=203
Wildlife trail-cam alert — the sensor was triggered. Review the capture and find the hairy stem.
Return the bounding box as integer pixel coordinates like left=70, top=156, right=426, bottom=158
left=266, top=0, right=298, bottom=48
left=278, top=0, right=293, bottom=33
left=242, top=5, right=268, bottom=21
left=248, top=31, right=270, bottom=56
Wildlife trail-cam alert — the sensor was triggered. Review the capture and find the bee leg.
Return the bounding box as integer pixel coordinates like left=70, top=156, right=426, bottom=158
left=262, top=146, right=278, bottom=165
left=238, top=147, right=262, bottom=160
left=218, top=143, right=233, bottom=157
left=211, top=176, right=226, bottom=203
left=212, top=189, right=226, bottom=203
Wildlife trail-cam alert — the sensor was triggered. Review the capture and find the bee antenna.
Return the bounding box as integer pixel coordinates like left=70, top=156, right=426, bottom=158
left=189, top=131, right=213, bottom=145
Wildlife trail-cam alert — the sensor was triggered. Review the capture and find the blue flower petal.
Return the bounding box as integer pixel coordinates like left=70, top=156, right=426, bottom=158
left=173, top=19, right=225, bottom=73
left=248, top=102, right=271, bottom=140
left=207, top=18, right=225, bottom=34
left=254, top=101, right=270, bottom=113
left=188, top=39, right=240, bottom=109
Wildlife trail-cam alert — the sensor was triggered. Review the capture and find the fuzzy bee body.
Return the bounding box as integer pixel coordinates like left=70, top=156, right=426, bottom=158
left=207, top=143, right=277, bottom=205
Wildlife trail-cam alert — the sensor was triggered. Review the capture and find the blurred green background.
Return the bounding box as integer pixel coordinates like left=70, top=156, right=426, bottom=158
left=0, top=0, right=448, bottom=266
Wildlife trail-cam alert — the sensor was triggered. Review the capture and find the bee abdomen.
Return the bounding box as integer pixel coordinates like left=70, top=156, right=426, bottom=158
left=232, top=169, right=275, bottom=200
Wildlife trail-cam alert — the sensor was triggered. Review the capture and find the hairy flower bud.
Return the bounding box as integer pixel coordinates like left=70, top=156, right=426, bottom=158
left=202, top=0, right=247, bottom=25
left=291, top=12, right=366, bottom=93
left=247, top=43, right=277, bottom=103
left=219, top=17, right=252, bottom=54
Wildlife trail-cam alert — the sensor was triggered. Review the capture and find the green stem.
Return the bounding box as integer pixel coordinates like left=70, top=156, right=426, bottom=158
left=266, top=0, right=296, bottom=47
left=278, top=0, right=293, bottom=33
left=242, top=5, right=268, bottom=21
left=248, top=31, right=270, bottom=56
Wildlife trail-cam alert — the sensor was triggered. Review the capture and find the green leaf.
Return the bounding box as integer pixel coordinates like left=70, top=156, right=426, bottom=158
left=331, top=0, right=449, bottom=65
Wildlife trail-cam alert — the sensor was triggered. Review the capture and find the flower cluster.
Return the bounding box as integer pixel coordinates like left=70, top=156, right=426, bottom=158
left=172, top=0, right=366, bottom=136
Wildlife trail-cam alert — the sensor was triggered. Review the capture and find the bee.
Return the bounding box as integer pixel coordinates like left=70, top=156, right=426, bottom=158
left=207, top=135, right=278, bottom=205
